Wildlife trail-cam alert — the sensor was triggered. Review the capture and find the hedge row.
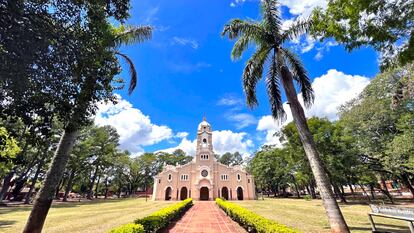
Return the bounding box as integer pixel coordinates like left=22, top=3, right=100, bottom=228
left=108, top=198, right=193, bottom=233
left=136, top=198, right=193, bottom=232
left=108, top=223, right=144, bottom=233
left=215, top=198, right=300, bottom=233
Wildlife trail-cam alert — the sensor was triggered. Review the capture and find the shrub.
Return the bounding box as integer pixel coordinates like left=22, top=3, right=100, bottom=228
left=303, top=195, right=312, bottom=201
left=215, top=198, right=300, bottom=233
left=135, top=198, right=193, bottom=232
left=108, top=223, right=144, bottom=233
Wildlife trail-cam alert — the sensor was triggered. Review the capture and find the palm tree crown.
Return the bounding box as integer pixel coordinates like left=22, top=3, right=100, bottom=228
left=112, top=25, right=152, bottom=95
left=222, top=0, right=313, bottom=121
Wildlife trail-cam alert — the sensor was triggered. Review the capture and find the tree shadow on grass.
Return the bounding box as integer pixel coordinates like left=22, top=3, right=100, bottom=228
left=0, top=220, right=17, bottom=229
left=349, top=223, right=410, bottom=233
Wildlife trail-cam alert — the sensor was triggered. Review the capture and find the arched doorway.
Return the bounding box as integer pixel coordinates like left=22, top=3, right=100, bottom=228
left=165, top=187, right=172, bottom=200
left=237, top=187, right=243, bottom=200
left=180, top=187, right=188, bottom=200
left=221, top=187, right=229, bottom=200
left=200, top=187, right=209, bottom=200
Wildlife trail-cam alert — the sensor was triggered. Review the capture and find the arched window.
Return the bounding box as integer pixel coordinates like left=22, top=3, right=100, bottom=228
left=200, top=154, right=209, bottom=160
left=202, top=138, right=207, bottom=143
left=237, top=174, right=241, bottom=181
left=168, top=174, right=172, bottom=181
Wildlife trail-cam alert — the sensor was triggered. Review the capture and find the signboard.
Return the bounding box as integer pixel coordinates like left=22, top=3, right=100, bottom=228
left=370, top=204, right=414, bottom=219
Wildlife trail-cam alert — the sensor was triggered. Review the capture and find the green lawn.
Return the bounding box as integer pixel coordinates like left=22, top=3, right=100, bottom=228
left=234, top=198, right=411, bottom=233
left=0, top=199, right=173, bottom=233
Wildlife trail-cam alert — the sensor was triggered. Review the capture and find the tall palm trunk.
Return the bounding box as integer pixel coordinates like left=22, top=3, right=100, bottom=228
left=281, top=66, right=349, bottom=233
left=23, top=129, right=78, bottom=233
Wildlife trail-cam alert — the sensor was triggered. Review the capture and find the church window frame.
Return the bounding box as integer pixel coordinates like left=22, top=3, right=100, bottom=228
left=180, top=174, right=189, bottom=181
left=221, top=174, right=228, bottom=181
left=237, top=173, right=241, bottom=181
left=168, top=173, right=172, bottom=181
left=200, top=154, right=209, bottom=160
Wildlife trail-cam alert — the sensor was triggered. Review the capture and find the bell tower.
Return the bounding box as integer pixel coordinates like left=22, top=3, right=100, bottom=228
left=196, top=116, right=213, bottom=163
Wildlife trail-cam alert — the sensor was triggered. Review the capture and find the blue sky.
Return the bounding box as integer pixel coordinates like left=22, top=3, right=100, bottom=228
left=95, top=0, right=379, bottom=157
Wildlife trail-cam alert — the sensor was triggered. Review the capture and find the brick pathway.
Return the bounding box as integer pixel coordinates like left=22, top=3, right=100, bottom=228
left=165, top=201, right=246, bottom=233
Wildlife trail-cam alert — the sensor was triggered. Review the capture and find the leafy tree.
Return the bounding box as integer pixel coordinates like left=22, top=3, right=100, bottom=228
left=156, top=149, right=193, bottom=166
left=339, top=62, right=414, bottom=199
left=311, top=0, right=414, bottom=69
left=10, top=1, right=152, bottom=232
left=221, top=0, right=349, bottom=231
left=217, top=152, right=243, bottom=166
left=0, top=127, right=20, bottom=177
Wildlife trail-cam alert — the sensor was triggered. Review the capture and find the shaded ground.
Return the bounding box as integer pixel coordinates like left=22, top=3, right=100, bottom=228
left=235, top=198, right=413, bottom=233
left=0, top=198, right=173, bottom=233
left=166, top=201, right=245, bottom=233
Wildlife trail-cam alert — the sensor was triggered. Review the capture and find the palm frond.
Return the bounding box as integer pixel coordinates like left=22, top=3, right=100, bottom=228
left=281, top=18, right=312, bottom=42
left=115, top=52, right=137, bottom=95
left=221, top=19, right=265, bottom=41
left=260, top=0, right=282, bottom=34
left=231, top=35, right=250, bottom=60
left=242, top=46, right=271, bottom=108
left=280, top=47, right=314, bottom=107
left=266, top=51, right=286, bottom=121
left=114, top=25, right=152, bottom=47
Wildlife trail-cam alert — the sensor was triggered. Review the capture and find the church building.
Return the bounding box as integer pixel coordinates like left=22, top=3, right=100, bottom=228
left=152, top=117, right=256, bottom=201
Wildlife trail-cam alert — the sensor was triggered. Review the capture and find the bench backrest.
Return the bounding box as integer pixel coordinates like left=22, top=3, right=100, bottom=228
left=370, top=204, right=414, bottom=219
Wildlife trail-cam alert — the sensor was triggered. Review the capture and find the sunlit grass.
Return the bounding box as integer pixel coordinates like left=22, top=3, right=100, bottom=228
left=234, top=198, right=411, bottom=233
left=0, top=198, right=173, bottom=233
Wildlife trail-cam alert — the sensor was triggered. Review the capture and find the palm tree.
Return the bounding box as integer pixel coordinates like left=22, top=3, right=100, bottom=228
left=22, top=25, right=152, bottom=233
left=221, top=0, right=349, bottom=232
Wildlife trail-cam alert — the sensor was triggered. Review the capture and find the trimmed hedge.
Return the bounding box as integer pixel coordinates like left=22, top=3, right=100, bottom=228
left=215, top=198, right=300, bottom=233
left=134, top=198, right=193, bottom=232
left=108, top=223, right=144, bottom=233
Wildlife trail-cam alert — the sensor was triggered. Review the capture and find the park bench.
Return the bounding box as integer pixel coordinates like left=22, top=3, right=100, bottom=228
left=368, top=204, right=414, bottom=232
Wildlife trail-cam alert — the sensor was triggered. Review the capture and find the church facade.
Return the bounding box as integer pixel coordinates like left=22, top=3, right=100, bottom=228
left=152, top=118, right=256, bottom=201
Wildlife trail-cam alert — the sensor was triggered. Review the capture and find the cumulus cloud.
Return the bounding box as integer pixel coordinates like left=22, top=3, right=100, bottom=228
left=257, top=69, right=370, bottom=145
left=217, top=95, right=243, bottom=106
left=228, top=113, right=257, bottom=129
left=171, top=37, right=199, bottom=49
left=95, top=95, right=173, bottom=155
left=161, top=130, right=254, bottom=158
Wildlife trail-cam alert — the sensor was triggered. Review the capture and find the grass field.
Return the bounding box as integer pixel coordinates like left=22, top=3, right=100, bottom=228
left=0, top=198, right=173, bottom=233
left=235, top=198, right=412, bottom=233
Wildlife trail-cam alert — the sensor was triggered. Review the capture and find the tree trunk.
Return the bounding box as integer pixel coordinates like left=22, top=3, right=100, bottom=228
left=94, top=175, right=101, bottom=199
left=0, top=170, right=14, bottom=202
left=280, top=66, right=349, bottom=233
left=87, top=165, right=99, bottom=199
left=104, top=177, right=109, bottom=199
left=380, top=176, right=394, bottom=204
left=63, top=170, right=76, bottom=202
left=334, top=184, right=347, bottom=203
left=23, top=129, right=78, bottom=233
left=292, top=175, right=301, bottom=198
left=359, top=184, right=370, bottom=202
left=24, top=163, right=43, bottom=204
left=400, top=173, right=414, bottom=198
left=369, top=184, right=376, bottom=200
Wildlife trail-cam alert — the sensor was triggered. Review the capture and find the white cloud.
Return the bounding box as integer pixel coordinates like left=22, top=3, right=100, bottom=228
left=217, top=95, right=243, bottom=106
left=143, top=6, right=159, bottom=24
left=95, top=95, right=173, bottom=155
left=279, top=0, right=326, bottom=17
left=160, top=130, right=254, bottom=158
left=168, top=61, right=211, bottom=73
left=228, top=113, right=257, bottom=129
left=171, top=37, right=199, bottom=49
left=257, top=69, right=370, bottom=145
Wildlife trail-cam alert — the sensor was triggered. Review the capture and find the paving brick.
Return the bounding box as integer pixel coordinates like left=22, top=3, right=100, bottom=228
left=165, top=201, right=245, bottom=233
